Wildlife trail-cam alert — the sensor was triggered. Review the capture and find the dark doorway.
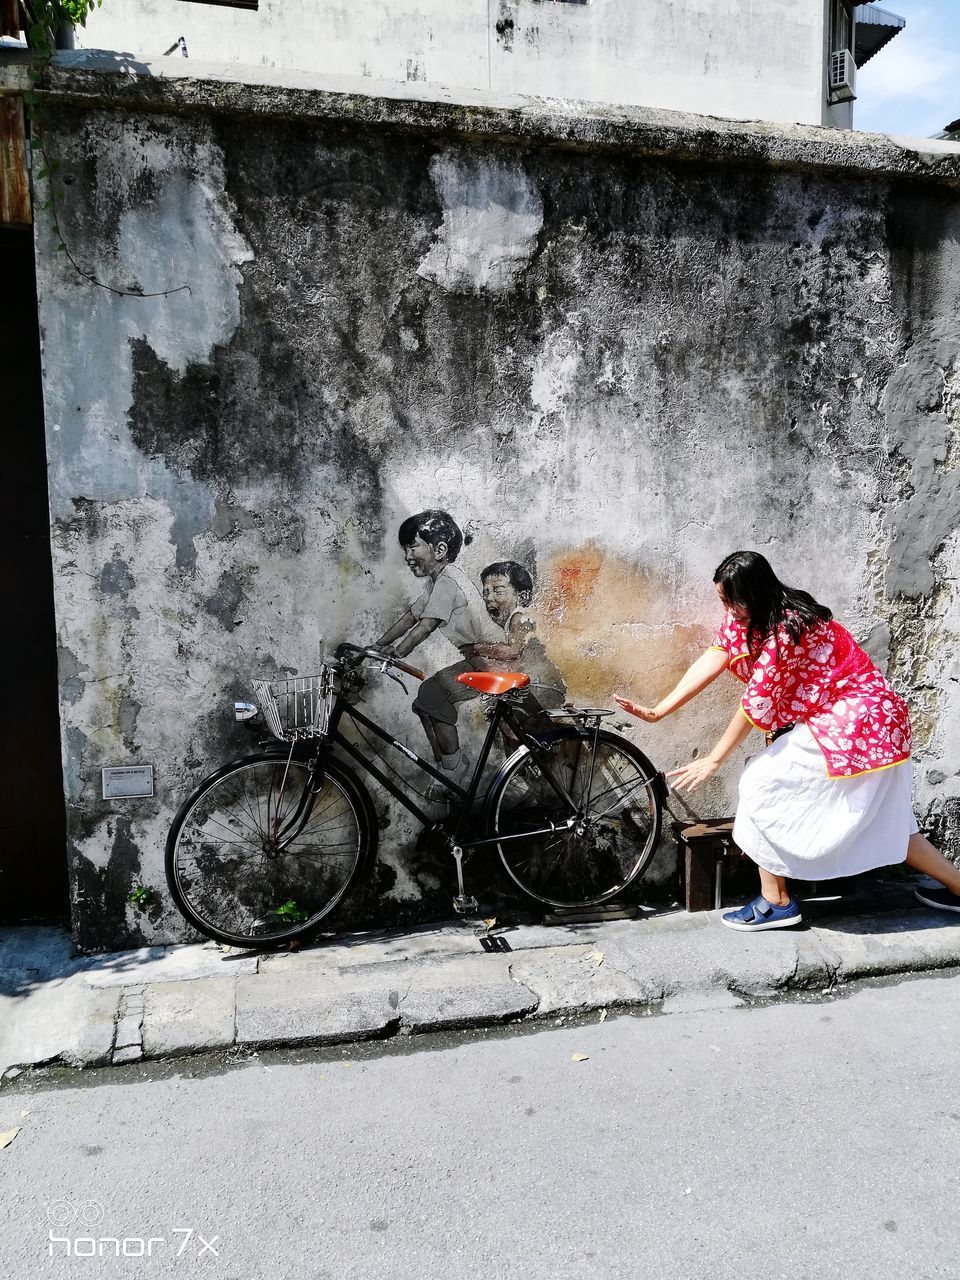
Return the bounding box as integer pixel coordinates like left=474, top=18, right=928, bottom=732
left=0, top=225, right=69, bottom=924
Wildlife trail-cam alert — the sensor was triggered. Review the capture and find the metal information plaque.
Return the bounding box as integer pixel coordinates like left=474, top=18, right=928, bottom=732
left=101, top=765, right=155, bottom=800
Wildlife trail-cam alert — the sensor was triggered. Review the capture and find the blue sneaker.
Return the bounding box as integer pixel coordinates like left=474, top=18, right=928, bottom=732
left=721, top=895, right=802, bottom=931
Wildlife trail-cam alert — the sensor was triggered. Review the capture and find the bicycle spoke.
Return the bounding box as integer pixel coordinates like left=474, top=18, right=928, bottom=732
left=591, top=777, right=655, bottom=820
left=245, top=766, right=263, bottom=834
left=197, top=813, right=265, bottom=848
left=280, top=844, right=359, bottom=858
left=232, top=775, right=265, bottom=834
left=586, top=772, right=647, bottom=810
left=294, top=808, right=356, bottom=838
left=180, top=830, right=261, bottom=851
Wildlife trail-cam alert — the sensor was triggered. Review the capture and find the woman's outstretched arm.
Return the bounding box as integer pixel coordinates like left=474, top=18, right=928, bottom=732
left=667, top=707, right=755, bottom=792
left=615, top=647, right=729, bottom=723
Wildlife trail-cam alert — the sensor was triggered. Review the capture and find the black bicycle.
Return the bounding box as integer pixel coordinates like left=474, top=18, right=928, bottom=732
left=165, top=643, right=666, bottom=947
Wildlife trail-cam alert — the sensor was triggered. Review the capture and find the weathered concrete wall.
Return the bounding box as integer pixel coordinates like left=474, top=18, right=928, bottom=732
left=15, top=55, right=960, bottom=950
left=80, top=0, right=834, bottom=128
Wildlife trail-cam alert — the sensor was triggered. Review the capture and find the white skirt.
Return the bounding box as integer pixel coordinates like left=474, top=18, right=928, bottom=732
left=732, top=723, right=918, bottom=880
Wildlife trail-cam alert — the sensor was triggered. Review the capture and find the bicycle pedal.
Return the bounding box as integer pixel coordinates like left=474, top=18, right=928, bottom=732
left=453, top=894, right=479, bottom=915
left=479, top=935, right=512, bottom=953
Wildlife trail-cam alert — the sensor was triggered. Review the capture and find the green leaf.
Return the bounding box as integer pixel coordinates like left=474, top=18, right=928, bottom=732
left=57, top=243, right=67, bottom=251
left=36, top=167, right=48, bottom=179
left=271, top=898, right=308, bottom=922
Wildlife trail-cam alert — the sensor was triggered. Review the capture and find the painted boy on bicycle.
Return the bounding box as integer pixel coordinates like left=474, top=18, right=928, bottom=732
left=375, top=510, right=501, bottom=784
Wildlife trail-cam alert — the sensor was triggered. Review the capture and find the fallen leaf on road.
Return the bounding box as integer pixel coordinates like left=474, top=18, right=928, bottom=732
left=590, top=950, right=604, bottom=967
left=0, top=1128, right=20, bottom=1150
left=483, top=918, right=497, bottom=928
left=599, top=1009, right=607, bottom=1023
left=571, top=1053, right=589, bottom=1063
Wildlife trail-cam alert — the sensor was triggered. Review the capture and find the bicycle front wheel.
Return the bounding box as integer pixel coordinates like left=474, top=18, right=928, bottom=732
left=486, top=729, right=662, bottom=909
left=165, top=752, right=375, bottom=947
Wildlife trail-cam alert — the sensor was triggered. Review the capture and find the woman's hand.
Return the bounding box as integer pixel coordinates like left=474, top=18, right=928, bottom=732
left=614, top=695, right=663, bottom=723
left=666, top=757, right=721, bottom=792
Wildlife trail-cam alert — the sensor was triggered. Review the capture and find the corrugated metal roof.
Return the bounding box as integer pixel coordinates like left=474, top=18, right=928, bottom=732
left=854, top=4, right=906, bottom=66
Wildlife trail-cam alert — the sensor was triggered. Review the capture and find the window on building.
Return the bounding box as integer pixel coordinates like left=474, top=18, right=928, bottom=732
left=827, top=0, right=857, bottom=104
left=830, top=0, right=853, bottom=54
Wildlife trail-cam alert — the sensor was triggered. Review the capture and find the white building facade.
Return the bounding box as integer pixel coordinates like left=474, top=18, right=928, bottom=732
left=78, top=0, right=903, bottom=130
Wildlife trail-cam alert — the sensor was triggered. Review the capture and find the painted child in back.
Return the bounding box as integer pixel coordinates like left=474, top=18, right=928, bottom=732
left=472, top=561, right=567, bottom=717
left=374, top=510, right=501, bottom=782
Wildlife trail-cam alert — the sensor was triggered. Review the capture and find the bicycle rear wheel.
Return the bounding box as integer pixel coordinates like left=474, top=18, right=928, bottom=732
left=165, top=752, right=375, bottom=947
left=485, top=729, right=662, bottom=909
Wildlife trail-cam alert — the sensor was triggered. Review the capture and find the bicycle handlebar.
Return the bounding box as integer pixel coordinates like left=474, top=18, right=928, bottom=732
left=335, top=642, right=425, bottom=682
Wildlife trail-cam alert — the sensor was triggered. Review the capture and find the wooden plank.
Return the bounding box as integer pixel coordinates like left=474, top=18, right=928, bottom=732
left=0, top=0, right=20, bottom=40
left=0, top=95, right=31, bottom=226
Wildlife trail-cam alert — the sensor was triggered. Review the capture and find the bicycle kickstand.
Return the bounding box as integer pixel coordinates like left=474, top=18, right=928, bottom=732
left=451, top=846, right=479, bottom=916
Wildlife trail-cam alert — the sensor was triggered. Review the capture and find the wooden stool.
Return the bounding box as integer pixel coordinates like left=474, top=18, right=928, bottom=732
left=673, top=818, right=741, bottom=912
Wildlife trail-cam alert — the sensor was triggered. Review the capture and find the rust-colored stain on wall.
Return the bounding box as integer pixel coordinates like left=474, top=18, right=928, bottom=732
left=537, top=544, right=705, bottom=702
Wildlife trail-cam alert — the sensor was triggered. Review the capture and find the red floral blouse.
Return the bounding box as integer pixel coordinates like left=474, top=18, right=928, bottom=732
left=710, top=612, right=912, bottom=779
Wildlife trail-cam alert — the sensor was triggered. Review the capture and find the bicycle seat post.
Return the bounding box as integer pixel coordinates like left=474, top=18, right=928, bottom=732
left=450, top=845, right=478, bottom=916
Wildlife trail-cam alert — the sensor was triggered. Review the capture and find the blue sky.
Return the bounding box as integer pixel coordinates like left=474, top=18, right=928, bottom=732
left=855, top=1, right=960, bottom=136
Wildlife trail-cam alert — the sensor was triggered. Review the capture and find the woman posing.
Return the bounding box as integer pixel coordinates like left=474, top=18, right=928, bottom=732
left=615, top=551, right=960, bottom=931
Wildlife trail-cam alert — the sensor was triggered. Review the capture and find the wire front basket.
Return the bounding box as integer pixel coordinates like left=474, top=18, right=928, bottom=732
left=252, top=668, right=336, bottom=742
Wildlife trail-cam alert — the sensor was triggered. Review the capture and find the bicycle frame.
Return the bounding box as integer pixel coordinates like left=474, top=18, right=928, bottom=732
left=326, top=690, right=587, bottom=851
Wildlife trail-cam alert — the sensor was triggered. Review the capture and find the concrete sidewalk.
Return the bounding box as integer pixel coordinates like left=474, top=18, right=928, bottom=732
left=2, top=880, right=959, bottom=1077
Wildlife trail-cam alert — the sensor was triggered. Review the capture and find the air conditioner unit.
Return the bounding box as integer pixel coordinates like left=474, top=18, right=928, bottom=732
left=829, top=48, right=856, bottom=102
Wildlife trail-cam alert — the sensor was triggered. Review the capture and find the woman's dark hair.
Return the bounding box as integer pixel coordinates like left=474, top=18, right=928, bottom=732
left=713, top=551, right=832, bottom=652
left=397, top=510, right=464, bottom=561
left=481, top=560, right=534, bottom=604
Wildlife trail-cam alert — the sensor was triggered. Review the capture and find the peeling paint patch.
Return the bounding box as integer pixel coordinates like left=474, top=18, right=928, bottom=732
left=118, top=696, right=141, bottom=744
left=58, top=646, right=85, bottom=705
left=418, top=153, right=543, bottom=295
left=99, top=556, right=135, bottom=597
left=205, top=571, right=248, bottom=630
left=530, top=326, right=581, bottom=421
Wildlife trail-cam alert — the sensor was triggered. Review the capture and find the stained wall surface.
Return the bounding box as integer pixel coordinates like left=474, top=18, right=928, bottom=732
left=24, top=59, right=960, bottom=950
left=80, top=0, right=832, bottom=127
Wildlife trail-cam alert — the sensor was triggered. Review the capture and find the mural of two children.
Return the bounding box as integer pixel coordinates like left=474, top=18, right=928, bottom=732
left=375, top=510, right=567, bottom=786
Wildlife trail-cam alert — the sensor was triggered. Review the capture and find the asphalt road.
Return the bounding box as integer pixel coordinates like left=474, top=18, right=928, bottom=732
left=2, top=974, right=959, bottom=1280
